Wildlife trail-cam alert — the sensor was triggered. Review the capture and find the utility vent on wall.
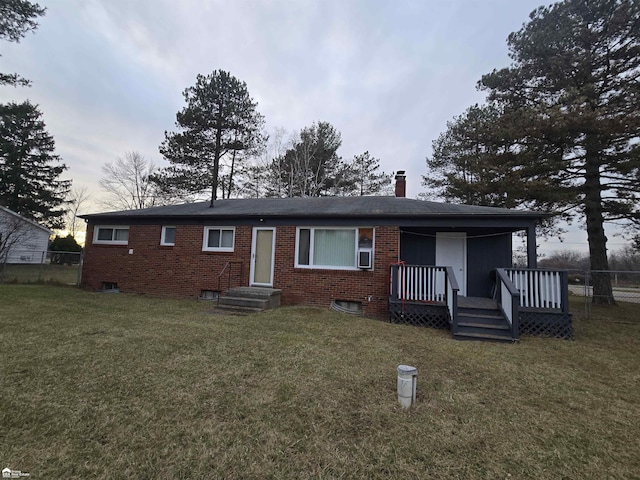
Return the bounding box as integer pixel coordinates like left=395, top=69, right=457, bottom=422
left=199, top=290, right=219, bottom=301
left=99, top=282, right=119, bottom=293
left=331, top=300, right=363, bottom=316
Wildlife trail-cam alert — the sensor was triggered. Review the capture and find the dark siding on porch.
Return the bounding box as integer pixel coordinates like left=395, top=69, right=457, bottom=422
left=467, top=234, right=512, bottom=297
left=399, top=230, right=435, bottom=265
left=399, top=228, right=513, bottom=298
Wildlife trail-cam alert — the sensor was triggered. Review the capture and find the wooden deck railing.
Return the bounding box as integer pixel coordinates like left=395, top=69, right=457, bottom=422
left=390, top=264, right=447, bottom=302
left=444, top=266, right=460, bottom=332
left=389, top=264, right=459, bottom=328
left=495, top=268, right=520, bottom=338
left=505, top=268, right=569, bottom=313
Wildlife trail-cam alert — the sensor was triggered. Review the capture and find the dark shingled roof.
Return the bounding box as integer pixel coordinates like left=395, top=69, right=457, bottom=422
left=81, top=196, right=548, bottom=220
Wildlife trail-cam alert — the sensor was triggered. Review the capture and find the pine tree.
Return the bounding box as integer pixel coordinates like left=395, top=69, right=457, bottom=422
left=346, top=151, right=392, bottom=196
left=0, top=101, right=70, bottom=229
left=154, top=70, right=265, bottom=206
left=268, top=121, right=345, bottom=197
left=0, top=0, right=46, bottom=87
left=424, top=0, right=640, bottom=304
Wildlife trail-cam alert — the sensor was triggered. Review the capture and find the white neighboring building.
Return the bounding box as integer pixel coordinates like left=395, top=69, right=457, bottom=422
left=0, top=206, right=52, bottom=264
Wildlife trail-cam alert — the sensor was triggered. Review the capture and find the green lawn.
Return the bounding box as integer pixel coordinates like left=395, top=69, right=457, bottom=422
left=0, top=263, right=80, bottom=285
left=0, top=285, right=638, bottom=479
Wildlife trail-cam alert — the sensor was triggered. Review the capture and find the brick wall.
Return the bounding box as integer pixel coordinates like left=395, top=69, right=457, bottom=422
left=82, top=223, right=399, bottom=317
left=272, top=225, right=398, bottom=317
left=82, top=224, right=252, bottom=298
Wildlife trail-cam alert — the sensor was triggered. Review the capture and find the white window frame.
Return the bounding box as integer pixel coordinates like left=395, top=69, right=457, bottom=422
left=295, top=227, right=375, bottom=270
left=202, top=226, right=235, bottom=252
left=161, top=226, right=176, bottom=246
left=93, top=226, right=129, bottom=245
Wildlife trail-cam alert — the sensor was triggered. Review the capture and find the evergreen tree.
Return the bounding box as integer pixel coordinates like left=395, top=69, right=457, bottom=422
left=268, top=121, right=346, bottom=197
left=345, top=151, right=392, bottom=196
left=49, top=234, right=82, bottom=265
left=424, top=0, right=640, bottom=304
left=154, top=70, right=265, bottom=206
left=1, top=0, right=46, bottom=87
left=50, top=234, right=82, bottom=252
left=0, top=101, right=70, bottom=229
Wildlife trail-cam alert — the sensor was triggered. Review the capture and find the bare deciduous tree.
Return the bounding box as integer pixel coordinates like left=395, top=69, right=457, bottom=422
left=65, top=186, right=91, bottom=239
left=235, top=128, right=287, bottom=198
left=0, top=208, right=31, bottom=279
left=99, top=152, right=165, bottom=210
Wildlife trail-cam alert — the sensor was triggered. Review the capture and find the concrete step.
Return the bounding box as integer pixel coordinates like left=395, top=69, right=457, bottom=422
left=225, top=287, right=281, bottom=309
left=213, top=304, right=265, bottom=315
left=218, top=296, right=270, bottom=310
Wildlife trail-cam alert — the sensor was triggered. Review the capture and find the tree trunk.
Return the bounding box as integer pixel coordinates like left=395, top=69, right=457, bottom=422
left=584, top=136, right=615, bottom=305
left=211, top=134, right=222, bottom=207
left=227, top=149, right=237, bottom=199
left=210, top=98, right=224, bottom=207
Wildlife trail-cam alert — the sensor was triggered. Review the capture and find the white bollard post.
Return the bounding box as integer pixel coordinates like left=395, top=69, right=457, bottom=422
left=397, top=365, right=417, bottom=409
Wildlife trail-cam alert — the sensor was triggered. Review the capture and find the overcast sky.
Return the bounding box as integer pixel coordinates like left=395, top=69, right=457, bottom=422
left=1, top=0, right=628, bottom=253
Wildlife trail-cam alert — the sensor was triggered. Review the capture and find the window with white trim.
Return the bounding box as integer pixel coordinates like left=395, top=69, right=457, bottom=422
left=202, top=227, right=235, bottom=252
left=161, top=226, right=176, bottom=246
left=93, top=226, right=129, bottom=245
left=296, top=227, right=374, bottom=270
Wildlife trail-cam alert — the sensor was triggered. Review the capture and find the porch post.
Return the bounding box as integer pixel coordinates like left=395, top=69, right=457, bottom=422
left=526, top=225, right=537, bottom=268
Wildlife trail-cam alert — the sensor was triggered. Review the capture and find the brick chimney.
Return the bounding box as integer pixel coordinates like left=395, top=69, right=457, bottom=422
left=395, top=171, right=406, bottom=198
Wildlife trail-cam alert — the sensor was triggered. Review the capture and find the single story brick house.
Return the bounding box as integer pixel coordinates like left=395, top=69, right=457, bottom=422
left=81, top=174, right=572, bottom=340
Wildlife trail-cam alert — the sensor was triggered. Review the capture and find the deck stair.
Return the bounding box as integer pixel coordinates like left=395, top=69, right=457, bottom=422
left=454, top=297, right=515, bottom=343
left=216, top=286, right=281, bottom=314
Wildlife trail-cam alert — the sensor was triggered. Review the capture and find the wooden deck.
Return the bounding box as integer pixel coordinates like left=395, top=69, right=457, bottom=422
left=455, top=296, right=514, bottom=342
left=389, top=265, right=573, bottom=339
left=457, top=296, right=498, bottom=309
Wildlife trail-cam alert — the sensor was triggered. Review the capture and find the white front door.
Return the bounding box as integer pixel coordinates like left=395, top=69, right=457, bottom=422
left=436, top=232, right=467, bottom=296
left=250, top=227, right=276, bottom=287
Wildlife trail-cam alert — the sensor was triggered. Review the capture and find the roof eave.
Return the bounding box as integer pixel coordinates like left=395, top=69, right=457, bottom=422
left=81, top=211, right=552, bottom=221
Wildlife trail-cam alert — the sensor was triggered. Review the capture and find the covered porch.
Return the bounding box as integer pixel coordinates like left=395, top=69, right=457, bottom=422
left=389, top=220, right=572, bottom=340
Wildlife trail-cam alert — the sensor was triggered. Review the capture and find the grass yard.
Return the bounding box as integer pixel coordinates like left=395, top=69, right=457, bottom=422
left=0, top=263, right=80, bottom=285
left=0, top=286, right=638, bottom=479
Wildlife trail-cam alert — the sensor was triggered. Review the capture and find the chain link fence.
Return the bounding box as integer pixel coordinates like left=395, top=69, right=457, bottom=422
left=0, top=250, right=83, bottom=285
left=567, top=269, right=640, bottom=317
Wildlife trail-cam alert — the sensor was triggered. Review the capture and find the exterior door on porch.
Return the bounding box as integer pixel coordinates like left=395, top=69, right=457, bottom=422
left=251, top=227, right=275, bottom=287
left=436, top=232, right=467, bottom=296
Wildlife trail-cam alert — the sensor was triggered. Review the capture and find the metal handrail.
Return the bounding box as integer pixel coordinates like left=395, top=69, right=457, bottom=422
left=216, top=262, right=232, bottom=306
left=214, top=260, right=244, bottom=305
